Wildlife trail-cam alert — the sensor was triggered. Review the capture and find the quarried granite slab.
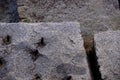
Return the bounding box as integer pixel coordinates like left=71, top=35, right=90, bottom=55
left=94, top=30, right=120, bottom=80
left=0, top=22, right=91, bottom=80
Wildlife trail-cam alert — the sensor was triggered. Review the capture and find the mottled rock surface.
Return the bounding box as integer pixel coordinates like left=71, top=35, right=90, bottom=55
left=94, top=30, right=120, bottom=80
left=0, top=0, right=19, bottom=22
left=0, top=22, right=91, bottom=80
left=17, top=0, right=120, bottom=36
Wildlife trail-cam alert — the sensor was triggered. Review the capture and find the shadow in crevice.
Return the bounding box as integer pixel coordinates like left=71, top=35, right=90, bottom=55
left=118, top=0, right=120, bottom=9
left=83, top=36, right=103, bottom=80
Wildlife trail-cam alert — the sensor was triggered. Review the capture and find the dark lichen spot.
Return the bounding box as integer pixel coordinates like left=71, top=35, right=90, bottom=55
left=56, top=63, right=86, bottom=75
left=62, top=75, right=72, bottom=80
left=0, top=57, right=6, bottom=68
left=33, top=73, right=42, bottom=80
left=2, top=35, right=11, bottom=45
left=36, top=37, right=46, bottom=48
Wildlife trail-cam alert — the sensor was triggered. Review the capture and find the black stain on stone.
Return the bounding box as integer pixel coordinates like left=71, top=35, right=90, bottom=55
left=33, top=73, right=42, bottom=80
left=0, top=57, right=7, bottom=78
left=30, top=49, right=43, bottom=61
left=19, top=43, right=48, bottom=62
left=36, top=37, right=46, bottom=48
left=56, top=63, right=86, bottom=75
left=62, top=75, right=72, bottom=80
left=0, top=57, right=6, bottom=68
left=118, top=0, right=120, bottom=9
left=2, top=35, right=11, bottom=45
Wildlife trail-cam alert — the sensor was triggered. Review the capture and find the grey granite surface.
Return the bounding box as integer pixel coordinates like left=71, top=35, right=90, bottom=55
left=94, top=30, right=120, bottom=80
left=0, top=22, right=91, bottom=80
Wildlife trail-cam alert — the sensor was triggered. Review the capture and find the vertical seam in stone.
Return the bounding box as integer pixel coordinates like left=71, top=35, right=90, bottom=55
left=83, top=36, right=103, bottom=80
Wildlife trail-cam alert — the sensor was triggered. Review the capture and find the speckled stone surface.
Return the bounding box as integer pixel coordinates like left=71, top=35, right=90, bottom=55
left=0, top=22, right=91, bottom=80
left=17, top=0, right=120, bottom=36
left=94, top=30, right=120, bottom=80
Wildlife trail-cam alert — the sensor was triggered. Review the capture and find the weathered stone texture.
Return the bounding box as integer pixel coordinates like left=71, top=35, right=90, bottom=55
left=94, top=30, right=120, bottom=80
left=17, top=0, right=120, bottom=36
left=0, top=22, right=91, bottom=80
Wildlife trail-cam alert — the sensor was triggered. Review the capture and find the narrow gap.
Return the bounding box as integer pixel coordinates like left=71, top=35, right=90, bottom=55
left=83, top=36, right=103, bottom=80
left=118, top=0, right=120, bottom=9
